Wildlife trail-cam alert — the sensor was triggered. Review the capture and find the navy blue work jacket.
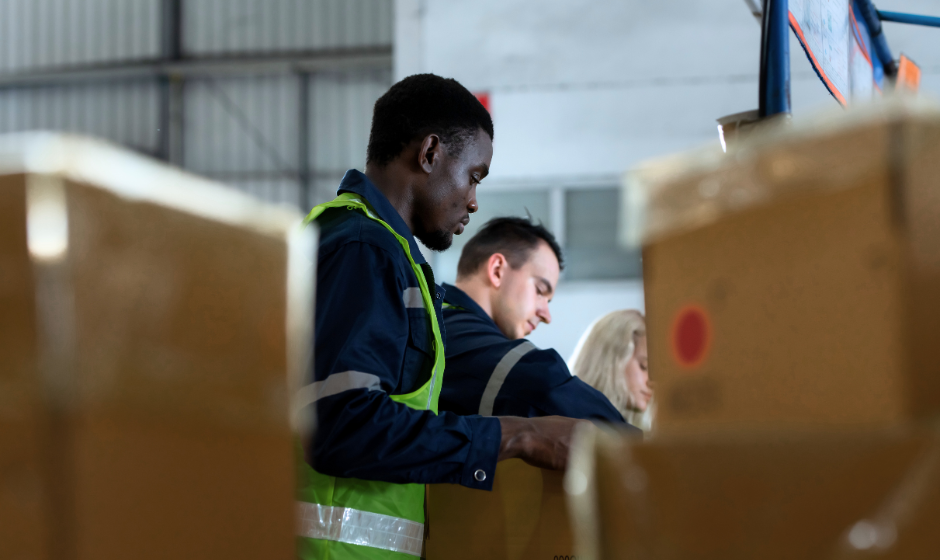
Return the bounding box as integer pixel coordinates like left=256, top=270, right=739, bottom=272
left=307, top=170, right=501, bottom=490
left=440, top=284, right=633, bottom=426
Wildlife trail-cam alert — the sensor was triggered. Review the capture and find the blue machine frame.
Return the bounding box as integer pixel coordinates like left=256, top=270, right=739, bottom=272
left=758, top=0, right=791, bottom=116
left=759, top=0, right=937, bottom=117
left=877, top=10, right=940, bottom=29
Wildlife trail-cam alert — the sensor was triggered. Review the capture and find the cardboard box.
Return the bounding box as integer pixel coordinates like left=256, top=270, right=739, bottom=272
left=624, top=100, right=940, bottom=433
left=0, top=177, right=48, bottom=560
left=426, top=459, right=574, bottom=559
left=0, top=134, right=314, bottom=560
left=567, top=424, right=940, bottom=560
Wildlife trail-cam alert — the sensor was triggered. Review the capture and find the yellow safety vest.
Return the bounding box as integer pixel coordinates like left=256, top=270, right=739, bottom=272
left=296, top=192, right=445, bottom=559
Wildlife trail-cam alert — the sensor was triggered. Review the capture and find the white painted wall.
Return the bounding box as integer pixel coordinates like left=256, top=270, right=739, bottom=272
left=395, top=0, right=940, bottom=360
left=526, top=280, right=646, bottom=362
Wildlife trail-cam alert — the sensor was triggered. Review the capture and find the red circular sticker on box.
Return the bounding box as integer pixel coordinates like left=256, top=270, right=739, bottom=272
left=671, top=305, right=711, bottom=369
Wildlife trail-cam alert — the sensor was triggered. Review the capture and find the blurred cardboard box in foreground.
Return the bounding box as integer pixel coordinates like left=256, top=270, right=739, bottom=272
left=622, top=100, right=940, bottom=434
left=426, top=459, right=573, bottom=560
left=0, top=134, right=313, bottom=560
left=566, top=424, right=940, bottom=560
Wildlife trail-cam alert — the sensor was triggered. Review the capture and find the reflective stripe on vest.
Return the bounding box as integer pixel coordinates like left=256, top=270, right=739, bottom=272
left=402, top=287, right=424, bottom=309
left=478, top=341, right=537, bottom=416
left=293, top=370, right=384, bottom=411
left=297, top=192, right=445, bottom=559
left=297, top=502, right=424, bottom=557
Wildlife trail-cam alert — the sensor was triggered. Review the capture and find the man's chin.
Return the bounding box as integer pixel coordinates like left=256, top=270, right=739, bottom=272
left=416, top=229, right=453, bottom=252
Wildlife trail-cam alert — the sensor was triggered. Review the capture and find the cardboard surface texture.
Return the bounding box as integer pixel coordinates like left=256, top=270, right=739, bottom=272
left=0, top=175, right=48, bottom=560
left=567, top=425, right=940, bottom=560
left=0, top=134, right=312, bottom=560
left=625, top=100, right=940, bottom=433
left=426, top=459, right=574, bottom=560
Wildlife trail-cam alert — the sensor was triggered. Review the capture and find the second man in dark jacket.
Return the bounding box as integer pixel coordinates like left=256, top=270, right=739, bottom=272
left=440, top=216, right=634, bottom=426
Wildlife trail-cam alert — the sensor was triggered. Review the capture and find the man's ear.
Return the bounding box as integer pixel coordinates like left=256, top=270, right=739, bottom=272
left=486, top=253, right=508, bottom=288
left=417, top=133, right=442, bottom=174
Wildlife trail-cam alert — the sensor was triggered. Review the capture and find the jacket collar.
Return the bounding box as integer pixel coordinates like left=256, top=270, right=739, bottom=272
left=337, top=169, right=427, bottom=265
left=442, top=283, right=502, bottom=331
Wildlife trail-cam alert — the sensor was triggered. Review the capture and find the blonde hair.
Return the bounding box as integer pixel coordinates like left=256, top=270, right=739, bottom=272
left=570, top=309, right=650, bottom=428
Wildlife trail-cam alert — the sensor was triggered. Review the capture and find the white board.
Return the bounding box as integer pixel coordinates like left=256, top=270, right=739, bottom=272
left=789, top=0, right=852, bottom=104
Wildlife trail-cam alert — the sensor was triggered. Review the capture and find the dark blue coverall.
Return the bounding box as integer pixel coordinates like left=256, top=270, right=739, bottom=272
left=308, top=170, right=500, bottom=490
left=439, top=283, right=635, bottom=429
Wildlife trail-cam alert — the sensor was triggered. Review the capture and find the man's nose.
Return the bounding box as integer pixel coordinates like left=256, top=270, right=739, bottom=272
left=538, top=304, right=552, bottom=325
left=468, top=186, right=478, bottom=213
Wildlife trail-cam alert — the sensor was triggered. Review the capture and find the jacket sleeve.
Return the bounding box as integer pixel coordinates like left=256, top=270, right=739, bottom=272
left=502, top=347, right=635, bottom=427
left=306, top=240, right=501, bottom=490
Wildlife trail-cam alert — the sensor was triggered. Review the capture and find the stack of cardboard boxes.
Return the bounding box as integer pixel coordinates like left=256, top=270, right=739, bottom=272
left=565, top=100, right=940, bottom=559
left=0, top=134, right=312, bottom=560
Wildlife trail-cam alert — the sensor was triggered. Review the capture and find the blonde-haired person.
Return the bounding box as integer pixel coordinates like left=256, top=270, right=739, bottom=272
left=570, top=310, right=653, bottom=432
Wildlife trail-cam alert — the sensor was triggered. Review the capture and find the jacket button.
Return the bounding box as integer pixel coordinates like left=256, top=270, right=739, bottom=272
left=435, top=292, right=441, bottom=300
left=473, top=469, right=486, bottom=482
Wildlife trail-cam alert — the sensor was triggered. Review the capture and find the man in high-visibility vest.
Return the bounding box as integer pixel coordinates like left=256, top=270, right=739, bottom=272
left=297, top=74, right=581, bottom=559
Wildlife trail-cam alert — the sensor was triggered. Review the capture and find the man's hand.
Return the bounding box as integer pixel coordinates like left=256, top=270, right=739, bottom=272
left=497, top=416, right=585, bottom=471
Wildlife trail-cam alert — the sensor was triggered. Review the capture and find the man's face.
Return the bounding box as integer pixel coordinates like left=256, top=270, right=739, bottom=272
left=413, top=128, right=492, bottom=251
left=491, top=241, right=560, bottom=340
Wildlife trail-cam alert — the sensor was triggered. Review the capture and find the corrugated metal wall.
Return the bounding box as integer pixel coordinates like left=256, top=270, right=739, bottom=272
left=310, top=67, right=392, bottom=203
left=185, top=74, right=301, bottom=204
left=0, top=0, right=393, bottom=209
left=0, top=0, right=160, bottom=73
left=184, top=67, right=391, bottom=207
left=183, top=0, right=394, bottom=54
left=0, top=81, right=161, bottom=154
left=0, top=0, right=394, bottom=73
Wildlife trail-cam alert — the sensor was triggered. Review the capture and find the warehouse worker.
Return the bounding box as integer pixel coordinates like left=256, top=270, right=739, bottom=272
left=572, top=309, right=653, bottom=431
left=439, top=217, right=635, bottom=425
left=296, top=74, right=581, bottom=559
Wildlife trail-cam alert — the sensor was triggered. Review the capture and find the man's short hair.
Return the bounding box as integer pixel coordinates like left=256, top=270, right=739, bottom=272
left=367, top=74, right=494, bottom=167
left=457, top=217, right=565, bottom=278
